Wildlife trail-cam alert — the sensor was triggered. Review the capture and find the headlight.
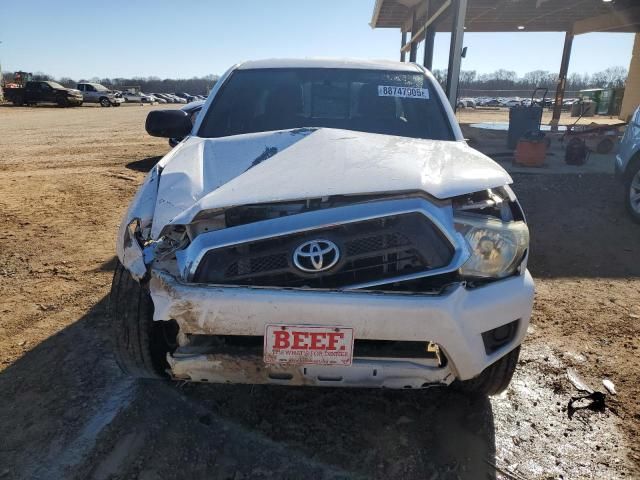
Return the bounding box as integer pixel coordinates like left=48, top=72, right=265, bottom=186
left=455, top=213, right=529, bottom=278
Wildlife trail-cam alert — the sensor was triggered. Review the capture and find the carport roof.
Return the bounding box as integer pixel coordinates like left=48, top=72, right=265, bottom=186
left=371, top=0, right=640, bottom=34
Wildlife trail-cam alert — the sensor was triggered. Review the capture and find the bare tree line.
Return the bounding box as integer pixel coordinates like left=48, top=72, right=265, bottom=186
left=2, top=72, right=219, bottom=95
left=433, top=66, right=628, bottom=97
left=3, top=66, right=628, bottom=98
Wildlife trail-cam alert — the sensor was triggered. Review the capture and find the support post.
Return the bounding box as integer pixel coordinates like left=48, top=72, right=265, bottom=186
left=400, top=31, right=407, bottom=62
left=409, top=9, right=418, bottom=62
left=551, top=28, right=574, bottom=129
left=620, top=32, right=640, bottom=121
left=445, top=0, right=467, bottom=110
left=424, top=28, right=436, bottom=70
left=422, top=0, right=435, bottom=70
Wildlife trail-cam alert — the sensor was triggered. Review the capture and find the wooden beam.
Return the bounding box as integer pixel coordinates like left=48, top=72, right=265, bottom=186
left=572, top=7, right=640, bottom=35
left=551, top=28, right=574, bottom=128
left=401, top=0, right=452, bottom=53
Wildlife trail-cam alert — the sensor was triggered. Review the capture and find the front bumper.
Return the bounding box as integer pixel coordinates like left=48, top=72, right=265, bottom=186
left=110, top=97, right=124, bottom=105
left=150, top=269, right=535, bottom=387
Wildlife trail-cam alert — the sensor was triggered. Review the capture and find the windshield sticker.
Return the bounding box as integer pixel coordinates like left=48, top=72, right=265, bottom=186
left=378, top=85, right=429, bottom=99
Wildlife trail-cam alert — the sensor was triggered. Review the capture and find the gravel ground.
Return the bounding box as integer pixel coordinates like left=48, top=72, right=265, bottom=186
left=0, top=104, right=638, bottom=479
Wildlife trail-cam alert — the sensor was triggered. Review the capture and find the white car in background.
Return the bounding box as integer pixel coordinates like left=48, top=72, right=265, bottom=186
left=164, top=93, right=187, bottom=104
left=121, top=92, right=154, bottom=103
left=152, top=93, right=175, bottom=103
left=500, top=99, right=522, bottom=108
left=457, top=97, right=476, bottom=108
left=147, top=94, right=167, bottom=104
left=112, top=58, right=534, bottom=396
left=121, top=92, right=142, bottom=102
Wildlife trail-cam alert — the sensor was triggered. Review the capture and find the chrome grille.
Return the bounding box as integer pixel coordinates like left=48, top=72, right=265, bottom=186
left=193, top=213, right=454, bottom=289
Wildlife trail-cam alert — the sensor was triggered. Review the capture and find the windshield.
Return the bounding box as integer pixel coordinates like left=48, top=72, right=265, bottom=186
left=198, top=68, right=454, bottom=141
left=47, top=81, right=65, bottom=89
left=92, top=83, right=109, bottom=91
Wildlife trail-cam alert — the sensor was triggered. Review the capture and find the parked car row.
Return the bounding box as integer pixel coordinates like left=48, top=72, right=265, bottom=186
left=120, top=92, right=207, bottom=105
left=4, top=79, right=208, bottom=108
left=108, top=89, right=207, bottom=106
left=457, top=96, right=578, bottom=109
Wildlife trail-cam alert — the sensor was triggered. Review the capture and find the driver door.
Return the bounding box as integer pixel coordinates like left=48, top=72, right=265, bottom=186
left=39, top=83, right=56, bottom=103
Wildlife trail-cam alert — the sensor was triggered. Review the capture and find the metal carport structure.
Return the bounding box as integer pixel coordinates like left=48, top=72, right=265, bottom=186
left=370, top=0, right=640, bottom=122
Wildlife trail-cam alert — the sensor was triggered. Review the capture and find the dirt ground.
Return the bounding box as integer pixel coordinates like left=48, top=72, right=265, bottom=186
left=0, top=104, right=638, bottom=480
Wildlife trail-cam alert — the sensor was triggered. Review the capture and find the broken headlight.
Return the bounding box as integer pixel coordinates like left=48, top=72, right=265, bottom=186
left=454, top=213, right=529, bottom=278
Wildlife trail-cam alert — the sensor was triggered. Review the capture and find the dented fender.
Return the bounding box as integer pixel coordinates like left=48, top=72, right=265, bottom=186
left=116, top=164, right=161, bottom=280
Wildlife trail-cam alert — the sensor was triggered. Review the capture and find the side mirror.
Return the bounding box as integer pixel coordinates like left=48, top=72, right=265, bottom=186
left=145, top=109, right=193, bottom=138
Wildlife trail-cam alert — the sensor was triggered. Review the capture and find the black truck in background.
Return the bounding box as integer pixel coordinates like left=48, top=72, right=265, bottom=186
left=5, top=80, right=84, bottom=107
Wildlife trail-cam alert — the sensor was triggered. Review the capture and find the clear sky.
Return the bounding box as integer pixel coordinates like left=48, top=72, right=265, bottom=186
left=0, top=0, right=635, bottom=80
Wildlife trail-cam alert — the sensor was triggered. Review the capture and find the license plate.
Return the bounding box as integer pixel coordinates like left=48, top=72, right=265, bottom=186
left=264, top=325, right=354, bottom=366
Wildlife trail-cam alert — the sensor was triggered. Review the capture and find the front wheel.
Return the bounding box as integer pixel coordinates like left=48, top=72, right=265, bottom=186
left=625, top=158, right=640, bottom=223
left=57, top=96, right=69, bottom=107
left=109, top=262, right=178, bottom=379
left=455, top=346, right=520, bottom=396
left=100, top=97, right=111, bottom=107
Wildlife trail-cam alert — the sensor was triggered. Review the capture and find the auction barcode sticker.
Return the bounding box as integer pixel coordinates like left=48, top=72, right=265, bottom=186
left=378, top=85, right=429, bottom=99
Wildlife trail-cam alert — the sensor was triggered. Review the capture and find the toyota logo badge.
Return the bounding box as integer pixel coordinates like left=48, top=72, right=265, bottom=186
left=293, top=239, right=340, bottom=273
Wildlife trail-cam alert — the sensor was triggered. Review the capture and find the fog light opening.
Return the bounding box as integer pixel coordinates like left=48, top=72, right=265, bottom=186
left=481, top=319, right=520, bottom=354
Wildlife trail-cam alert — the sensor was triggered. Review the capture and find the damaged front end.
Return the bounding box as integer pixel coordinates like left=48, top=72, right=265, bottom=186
left=117, top=166, right=533, bottom=388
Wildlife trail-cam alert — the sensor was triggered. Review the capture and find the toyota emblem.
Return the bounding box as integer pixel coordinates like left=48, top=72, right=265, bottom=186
left=293, top=239, right=340, bottom=273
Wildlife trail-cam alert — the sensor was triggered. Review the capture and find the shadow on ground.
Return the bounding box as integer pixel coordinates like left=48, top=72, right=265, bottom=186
left=0, top=294, right=497, bottom=480
left=126, top=156, right=163, bottom=172
left=512, top=172, right=639, bottom=279
left=182, top=382, right=496, bottom=479
left=94, top=256, right=118, bottom=272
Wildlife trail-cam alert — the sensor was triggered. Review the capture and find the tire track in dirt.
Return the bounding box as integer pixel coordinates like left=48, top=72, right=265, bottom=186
left=21, top=380, right=137, bottom=480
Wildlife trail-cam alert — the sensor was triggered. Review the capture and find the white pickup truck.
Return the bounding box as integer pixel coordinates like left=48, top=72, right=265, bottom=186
left=112, top=59, right=534, bottom=395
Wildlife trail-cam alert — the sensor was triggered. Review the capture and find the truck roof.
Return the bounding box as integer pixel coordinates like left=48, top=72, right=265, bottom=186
left=236, top=58, right=423, bottom=72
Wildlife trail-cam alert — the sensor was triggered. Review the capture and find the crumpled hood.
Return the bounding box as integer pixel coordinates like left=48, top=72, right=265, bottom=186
left=150, top=127, right=511, bottom=238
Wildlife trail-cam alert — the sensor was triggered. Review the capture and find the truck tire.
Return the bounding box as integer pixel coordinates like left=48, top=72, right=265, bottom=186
left=624, top=156, right=640, bottom=224
left=100, top=97, right=111, bottom=107
left=109, top=262, right=178, bottom=379
left=57, top=96, right=69, bottom=107
left=455, top=346, right=520, bottom=396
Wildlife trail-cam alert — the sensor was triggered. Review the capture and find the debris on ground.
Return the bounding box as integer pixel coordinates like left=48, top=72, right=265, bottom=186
left=566, top=368, right=609, bottom=419
left=567, top=367, right=593, bottom=394
left=603, top=379, right=617, bottom=395
left=568, top=391, right=607, bottom=420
